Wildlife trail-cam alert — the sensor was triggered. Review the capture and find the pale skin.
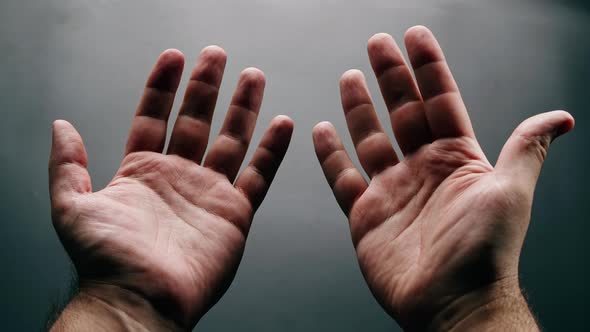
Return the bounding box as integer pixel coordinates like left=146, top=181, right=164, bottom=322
left=49, top=27, right=574, bottom=331
left=49, top=46, right=294, bottom=331
left=313, top=26, right=574, bottom=331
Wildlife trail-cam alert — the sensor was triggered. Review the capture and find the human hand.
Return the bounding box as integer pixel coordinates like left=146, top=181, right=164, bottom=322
left=313, top=26, right=573, bottom=331
left=49, top=47, right=293, bottom=331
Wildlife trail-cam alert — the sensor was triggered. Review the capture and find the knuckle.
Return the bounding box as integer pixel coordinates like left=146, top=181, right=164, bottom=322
left=514, top=132, right=550, bottom=163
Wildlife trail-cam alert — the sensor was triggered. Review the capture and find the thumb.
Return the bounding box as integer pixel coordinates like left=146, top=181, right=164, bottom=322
left=49, top=120, right=92, bottom=218
left=496, top=111, right=574, bottom=192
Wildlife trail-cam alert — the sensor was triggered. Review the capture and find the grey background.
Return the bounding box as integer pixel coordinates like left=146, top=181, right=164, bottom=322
left=1, top=0, right=588, bottom=330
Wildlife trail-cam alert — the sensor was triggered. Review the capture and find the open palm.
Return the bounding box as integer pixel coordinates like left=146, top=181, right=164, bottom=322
left=49, top=47, right=293, bottom=329
left=313, top=27, right=573, bottom=330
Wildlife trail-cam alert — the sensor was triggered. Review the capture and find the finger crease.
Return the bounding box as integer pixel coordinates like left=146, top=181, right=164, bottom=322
left=377, top=62, right=408, bottom=81
left=144, top=85, right=177, bottom=96
left=220, top=132, right=249, bottom=147
left=332, top=167, right=359, bottom=188
left=412, top=58, right=446, bottom=72
left=187, top=78, right=220, bottom=93
left=356, top=130, right=389, bottom=148
left=229, top=103, right=259, bottom=116
left=345, top=102, right=374, bottom=116
left=424, top=90, right=461, bottom=105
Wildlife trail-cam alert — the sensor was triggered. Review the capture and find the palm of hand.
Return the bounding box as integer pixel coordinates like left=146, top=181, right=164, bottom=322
left=58, top=152, right=250, bottom=319
left=49, top=47, right=293, bottom=327
left=352, top=137, right=521, bottom=321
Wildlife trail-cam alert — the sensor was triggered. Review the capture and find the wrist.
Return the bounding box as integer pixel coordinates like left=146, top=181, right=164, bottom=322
left=427, top=278, right=539, bottom=332
left=51, top=283, right=185, bottom=332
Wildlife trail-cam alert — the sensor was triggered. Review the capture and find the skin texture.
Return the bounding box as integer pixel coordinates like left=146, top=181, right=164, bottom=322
left=313, top=26, right=574, bottom=331
left=49, top=46, right=294, bottom=331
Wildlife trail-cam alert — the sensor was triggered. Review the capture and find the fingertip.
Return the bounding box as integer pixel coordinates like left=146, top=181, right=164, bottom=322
left=50, top=119, right=87, bottom=167
left=160, top=48, right=185, bottom=68
left=162, top=48, right=184, bottom=55
left=340, top=70, right=368, bottom=96
left=404, top=25, right=444, bottom=69
left=227, top=67, right=266, bottom=113
left=368, top=32, right=394, bottom=52
left=552, top=110, right=575, bottom=137
left=313, top=120, right=334, bottom=133
left=404, top=25, right=436, bottom=53
left=273, top=114, right=294, bottom=127
left=52, top=119, right=71, bottom=131
left=340, top=69, right=374, bottom=111
left=367, top=33, right=408, bottom=77
left=52, top=120, right=63, bottom=142
left=565, top=113, right=575, bottom=131
left=147, top=49, right=185, bottom=92
left=271, top=115, right=295, bottom=137
left=404, top=25, right=432, bottom=43
left=237, top=67, right=266, bottom=94
left=201, top=45, right=226, bottom=55
left=514, top=111, right=576, bottom=142
left=241, top=67, right=266, bottom=82
left=554, top=110, right=575, bottom=125
left=369, top=32, right=393, bottom=42
left=340, top=69, right=365, bottom=84
left=312, top=121, right=336, bottom=142
left=200, top=45, right=227, bottom=64
left=52, top=120, right=79, bottom=140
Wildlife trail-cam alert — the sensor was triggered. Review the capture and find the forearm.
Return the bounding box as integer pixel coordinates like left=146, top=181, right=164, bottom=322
left=51, top=284, right=183, bottom=332
left=428, top=279, right=539, bottom=332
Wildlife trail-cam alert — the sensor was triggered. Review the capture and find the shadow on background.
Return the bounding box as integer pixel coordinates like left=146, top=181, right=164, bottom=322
left=560, top=0, right=590, bottom=12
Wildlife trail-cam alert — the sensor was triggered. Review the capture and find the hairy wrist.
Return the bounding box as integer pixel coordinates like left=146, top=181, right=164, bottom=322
left=427, top=278, right=539, bottom=332
left=51, top=283, right=185, bottom=332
